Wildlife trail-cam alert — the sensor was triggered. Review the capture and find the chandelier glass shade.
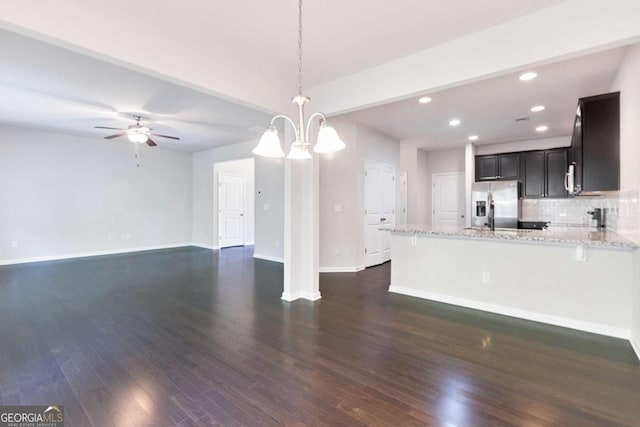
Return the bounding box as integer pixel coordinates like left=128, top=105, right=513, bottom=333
left=253, top=125, right=285, bottom=158
left=253, top=0, right=344, bottom=160
left=314, top=121, right=346, bottom=153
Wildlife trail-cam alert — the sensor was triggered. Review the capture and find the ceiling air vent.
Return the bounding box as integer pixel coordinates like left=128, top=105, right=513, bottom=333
left=515, top=116, right=530, bottom=122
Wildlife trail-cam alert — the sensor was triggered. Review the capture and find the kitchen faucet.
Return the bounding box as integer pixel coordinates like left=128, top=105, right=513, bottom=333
left=587, top=208, right=606, bottom=230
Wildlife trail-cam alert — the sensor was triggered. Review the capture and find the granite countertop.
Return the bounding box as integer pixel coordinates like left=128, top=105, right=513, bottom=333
left=382, top=225, right=639, bottom=249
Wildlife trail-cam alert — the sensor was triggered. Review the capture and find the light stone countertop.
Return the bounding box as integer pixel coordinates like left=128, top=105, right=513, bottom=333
left=383, top=225, right=639, bottom=249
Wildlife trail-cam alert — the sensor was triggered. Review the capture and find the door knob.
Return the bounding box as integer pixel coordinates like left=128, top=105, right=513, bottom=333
left=380, top=217, right=387, bottom=222
left=240, top=213, right=244, bottom=216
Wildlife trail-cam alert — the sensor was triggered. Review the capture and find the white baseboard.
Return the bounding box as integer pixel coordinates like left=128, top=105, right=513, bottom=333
left=319, top=265, right=365, bottom=273
left=281, top=291, right=301, bottom=301
left=253, top=253, right=284, bottom=263
left=0, top=243, right=193, bottom=266
left=244, top=241, right=255, bottom=246
left=281, top=291, right=321, bottom=302
left=191, top=243, right=218, bottom=250
left=301, top=291, right=322, bottom=301
left=631, top=338, right=640, bottom=362
left=389, top=285, right=631, bottom=340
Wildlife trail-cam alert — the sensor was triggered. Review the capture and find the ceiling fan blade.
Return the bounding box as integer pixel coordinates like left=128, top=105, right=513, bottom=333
left=146, top=138, right=157, bottom=147
left=94, top=126, right=128, bottom=130
left=104, top=132, right=128, bottom=139
left=151, top=133, right=180, bottom=140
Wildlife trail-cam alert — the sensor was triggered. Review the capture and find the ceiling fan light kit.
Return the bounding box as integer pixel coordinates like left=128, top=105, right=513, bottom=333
left=128, top=130, right=149, bottom=144
left=253, top=0, right=345, bottom=160
left=94, top=115, right=179, bottom=147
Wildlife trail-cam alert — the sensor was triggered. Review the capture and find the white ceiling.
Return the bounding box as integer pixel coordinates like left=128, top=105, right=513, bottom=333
left=0, top=0, right=564, bottom=103
left=336, top=47, right=627, bottom=150
left=0, top=29, right=272, bottom=152
left=0, top=1, right=633, bottom=153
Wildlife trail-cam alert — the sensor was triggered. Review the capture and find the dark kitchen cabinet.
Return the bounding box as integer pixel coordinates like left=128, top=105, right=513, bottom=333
left=475, top=153, right=520, bottom=181
left=546, top=149, right=568, bottom=198
left=522, top=152, right=545, bottom=198
left=569, top=92, right=620, bottom=194
left=522, top=149, right=569, bottom=198
left=476, top=156, right=498, bottom=180
left=498, top=153, right=520, bottom=180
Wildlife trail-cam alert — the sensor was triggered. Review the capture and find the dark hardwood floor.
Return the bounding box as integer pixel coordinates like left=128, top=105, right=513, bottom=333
left=1, top=246, right=639, bottom=426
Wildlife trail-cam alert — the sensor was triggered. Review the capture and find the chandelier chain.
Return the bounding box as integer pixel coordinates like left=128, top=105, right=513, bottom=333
left=297, top=0, right=303, bottom=96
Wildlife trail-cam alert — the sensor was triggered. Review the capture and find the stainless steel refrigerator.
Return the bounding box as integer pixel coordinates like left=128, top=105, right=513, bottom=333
left=471, top=181, right=520, bottom=229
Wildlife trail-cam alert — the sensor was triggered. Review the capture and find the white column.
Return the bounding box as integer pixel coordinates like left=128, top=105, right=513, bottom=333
left=464, top=143, right=476, bottom=228
left=282, top=128, right=321, bottom=302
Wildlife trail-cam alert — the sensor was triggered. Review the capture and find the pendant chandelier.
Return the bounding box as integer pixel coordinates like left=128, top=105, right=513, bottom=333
left=253, top=0, right=345, bottom=159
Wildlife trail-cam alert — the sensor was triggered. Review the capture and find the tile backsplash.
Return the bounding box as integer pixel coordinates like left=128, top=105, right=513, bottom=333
left=521, top=189, right=639, bottom=236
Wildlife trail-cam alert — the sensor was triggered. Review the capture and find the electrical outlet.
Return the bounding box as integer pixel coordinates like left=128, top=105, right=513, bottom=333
left=125, top=233, right=131, bottom=240
left=410, top=235, right=417, bottom=246
left=264, top=204, right=270, bottom=211
left=275, top=240, right=280, bottom=247
left=482, top=272, right=491, bottom=283
left=334, top=204, right=343, bottom=213
left=575, top=245, right=587, bottom=262
left=11, top=241, right=18, bottom=249
left=334, top=246, right=340, bottom=255
left=108, top=235, right=114, bottom=242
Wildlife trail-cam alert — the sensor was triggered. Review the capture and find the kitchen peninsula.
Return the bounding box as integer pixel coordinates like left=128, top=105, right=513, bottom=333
left=386, top=225, right=639, bottom=350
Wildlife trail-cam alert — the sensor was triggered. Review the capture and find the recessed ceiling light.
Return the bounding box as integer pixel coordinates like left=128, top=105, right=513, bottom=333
left=449, top=119, right=461, bottom=127
left=531, top=105, right=545, bottom=112
left=468, top=135, right=478, bottom=141
left=418, top=96, right=432, bottom=104
left=536, top=125, right=548, bottom=132
left=519, top=72, right=538, bottom=81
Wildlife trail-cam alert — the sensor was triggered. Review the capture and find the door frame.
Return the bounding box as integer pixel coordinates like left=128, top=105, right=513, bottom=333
left=398, top=172, right=407, bottom=226
left=363, top=160, right=395, bottom=268
left=218, top=172, right=246, bottom=248
left=432, top=172, right=465, bottom=228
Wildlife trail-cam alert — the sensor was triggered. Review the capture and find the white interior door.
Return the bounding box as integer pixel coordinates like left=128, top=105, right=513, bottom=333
left=364, top=161, right=395, bottom=267
left=219, top=173, right=245, bottom=248
left=432, top=173, right=465, bottom=228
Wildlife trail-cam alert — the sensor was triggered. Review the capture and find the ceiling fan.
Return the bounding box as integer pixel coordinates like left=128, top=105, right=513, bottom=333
left=94, top=115, right=180, bottom=146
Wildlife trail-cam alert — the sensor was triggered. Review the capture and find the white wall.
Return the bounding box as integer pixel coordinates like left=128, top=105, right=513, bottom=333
left=475, top=136, right=571, bottom=155
left=610, top=44, right=640, bottom=192
left=416, top=149, right=430, bottom=225
left=192, top=139, right=284, bottom=260
left=610, top=43, right=640, bottom=357
left=0, top=126, right=192, bottom=263
left=319, top=122, right=400, bottom=270
left=400, top=141, right=430, bottom=225
left=400, top=142, right=418, bottom=224
left=213, top=158, right=255, bottom=245
left=319, top=122, right=359, bottom=270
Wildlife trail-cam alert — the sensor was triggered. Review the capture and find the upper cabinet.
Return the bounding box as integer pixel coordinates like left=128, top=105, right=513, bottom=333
left=521, top=149, right=568, bottom=198
left=546, top=149, right=569, bottom=198
left=569, top=92, right=620, bottom=194
left=475, top=153, right=520, bottom=181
